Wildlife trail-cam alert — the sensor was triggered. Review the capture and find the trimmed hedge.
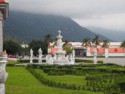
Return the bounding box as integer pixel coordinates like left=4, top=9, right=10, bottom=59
left=18, top=59, right=46, bottom=63
left=7, top=61, right=17, bottom=66
left=26, top=64, right=125, bottom=93
left=75, top=59, right=103, bottom=64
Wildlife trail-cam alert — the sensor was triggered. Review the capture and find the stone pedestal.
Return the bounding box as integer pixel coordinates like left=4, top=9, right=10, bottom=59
left=46, top=31, right=75, bottom=65
left=0, top=2, right=9, bottom=94
left=38, top=48, right=42, bottom=64
left=93, top=48, right=97, bottom=64
left=0, top=54, right=8, bottom=94
left=30, top=49, right=33, bottom=63
left=105, top=48, right=108, bottom=58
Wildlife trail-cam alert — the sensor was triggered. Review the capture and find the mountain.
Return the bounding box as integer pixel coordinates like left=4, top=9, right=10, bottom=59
left=4, top=11, right=109, bottom=43
left=88, top=27, right=125, bottom=42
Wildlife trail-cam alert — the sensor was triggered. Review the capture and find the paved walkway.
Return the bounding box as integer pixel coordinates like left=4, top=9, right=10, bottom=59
left=76, top=57, right=125, bottom=66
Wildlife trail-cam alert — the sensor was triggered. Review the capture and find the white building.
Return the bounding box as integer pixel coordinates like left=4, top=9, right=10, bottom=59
left=48, top=42, right=125, bottom=57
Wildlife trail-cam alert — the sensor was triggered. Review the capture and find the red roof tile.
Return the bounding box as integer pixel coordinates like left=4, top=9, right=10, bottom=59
left=0, top=0, right=5, bottom=2
left=108, top=48, right=124, bottom=53
left=90, top=48, right=105, bottom=53
left=90, top=47, right=124, bottom=53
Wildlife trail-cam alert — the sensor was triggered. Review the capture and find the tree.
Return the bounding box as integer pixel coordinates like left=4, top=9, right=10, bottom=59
left=82, top=38, right=91, bottom=47
left=102, top=40, right=110, bottom=48
left=120, top=40, right=125, bottom=56
left=29, top=34, right=53, bottom=55
left=63, top=46, right=73, bottom=55
left=92, top=35, right=101, bottom=47
left=3, top=40, right=22, bottom=55
left=29, top=40, right=43, bottom=56
left=102, top=40, right=110, bottom=58
left=43, top=34, right=52, bottom=43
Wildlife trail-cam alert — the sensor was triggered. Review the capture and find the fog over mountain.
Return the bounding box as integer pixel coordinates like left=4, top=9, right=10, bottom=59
left=3, top=11, right=109, bottom=43
left=88, top=27, right=125, bottom=42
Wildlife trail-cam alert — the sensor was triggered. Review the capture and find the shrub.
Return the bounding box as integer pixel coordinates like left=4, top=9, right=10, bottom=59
left=7, top=61, right=17, bottom=66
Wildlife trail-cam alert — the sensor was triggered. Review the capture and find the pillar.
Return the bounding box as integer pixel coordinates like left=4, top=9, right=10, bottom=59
left=0, top=12, right=3, bottom=54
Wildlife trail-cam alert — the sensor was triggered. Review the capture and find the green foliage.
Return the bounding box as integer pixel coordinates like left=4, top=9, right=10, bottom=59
left=120, top=40, right=125, bottom=48
left=92, top=35, right=101, bottom=46
left=82, top=38, right=91, bottom=47
left=6, top=67, right=102, bottom=94
left=6, top=61, right=17, bottom=66
left=27, top=64, right=125, bottom=93
left=63, top=46, right=73, bottom=54
left=75, top=59, right=103, bottom=64
left=28, top=34, right=53, bottom=55
left=18, top=59, right=46, bottom=63
left=3, top=40, right=22, bottom=55
left=29, top=40, right=43, bottom=56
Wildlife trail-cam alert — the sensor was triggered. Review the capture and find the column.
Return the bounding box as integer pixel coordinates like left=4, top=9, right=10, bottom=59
left=0, top=12, right=3, bottom=54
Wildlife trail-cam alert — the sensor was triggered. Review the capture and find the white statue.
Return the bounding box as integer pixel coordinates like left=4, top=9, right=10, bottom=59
left=57, top=30, right=63, bottom=51
left=0, top=51, right=8, bottom=94
left=30, top=49, right=33, bottom=63
left=93, top=48, right=97, bottom=64
left=38, top=48, right=42, bottom=63
left=72, top=49, right=75, bottom=58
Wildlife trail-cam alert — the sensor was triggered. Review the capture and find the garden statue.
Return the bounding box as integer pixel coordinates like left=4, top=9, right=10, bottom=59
left=0, top=1, right=9, bottom=94
left=30, top=49, right=33, bottom=63
left=38, top=48, right=42, bottom=63
left=93, top=48, right=97, bottom=64
left=46, top=31, right=75, bottom=65
left=0, top=52, right=8, bottom=94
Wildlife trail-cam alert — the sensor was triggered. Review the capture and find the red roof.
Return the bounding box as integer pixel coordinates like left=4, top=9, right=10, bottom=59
left=90, top=48, right=104, bottom=53
left=0, top=0, right=5, bottom=2
left=90, top=47, right=124, bottom=53
left=108, top=48, right=124, bottom=53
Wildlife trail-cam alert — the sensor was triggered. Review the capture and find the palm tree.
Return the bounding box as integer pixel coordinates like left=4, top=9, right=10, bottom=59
left=82, top=38, right=91, bottom=47
left=120, top=40, right=125, bottom=56
left=102, top=40, right=110, bottom=58
left=92, top=35, right=101, bottom=47
left=82, top=38, right=91, bottom=57
left=102, top=40, right=110, bottom=48
left=92, top=35, right=101, bottom=64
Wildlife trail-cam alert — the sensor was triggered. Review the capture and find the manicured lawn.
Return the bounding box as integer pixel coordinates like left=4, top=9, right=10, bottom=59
left=40, top=70, right=86, bottom=86
left=6, top=67, right=103, bottom=94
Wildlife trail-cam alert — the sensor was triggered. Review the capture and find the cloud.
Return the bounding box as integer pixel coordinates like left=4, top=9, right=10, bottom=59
left=9, top=0, right=125, bottom=31
left=74, top=13, right=125, bottom=31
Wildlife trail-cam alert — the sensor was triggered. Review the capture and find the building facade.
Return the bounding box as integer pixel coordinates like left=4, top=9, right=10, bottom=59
left=48, top=42, right=125, bottom=57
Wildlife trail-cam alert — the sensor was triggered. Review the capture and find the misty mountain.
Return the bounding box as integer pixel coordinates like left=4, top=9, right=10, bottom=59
left=88, top=27, right=125, bottom=42
left=4, top=11, right=108, bottom=43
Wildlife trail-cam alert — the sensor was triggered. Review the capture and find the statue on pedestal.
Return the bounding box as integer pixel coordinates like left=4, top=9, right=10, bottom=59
left=38, top=48, right=42, bottom=63
left=30, top=49, right=33, bottom=63
left=0, top=51, right=8, bottom=94
left=93, top=48, right=97, bottom=64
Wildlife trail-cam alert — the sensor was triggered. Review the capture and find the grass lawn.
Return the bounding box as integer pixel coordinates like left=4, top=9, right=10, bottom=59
left=6, top=67, right=103, bottom=94
left=39, top=70, right=86, bottom=86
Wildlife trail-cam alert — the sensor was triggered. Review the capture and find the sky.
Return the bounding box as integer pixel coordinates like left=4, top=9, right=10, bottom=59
left=9, top=0, right=125, bottom=32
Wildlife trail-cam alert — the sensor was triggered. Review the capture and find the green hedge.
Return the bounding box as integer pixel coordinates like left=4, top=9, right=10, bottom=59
left=7, top=61, right=17, bottom=66
left=18, top=59, right=46, bottom=63
left=27, top=65, right=125, bottom=93
left=75, top=59, right=103, bottom=64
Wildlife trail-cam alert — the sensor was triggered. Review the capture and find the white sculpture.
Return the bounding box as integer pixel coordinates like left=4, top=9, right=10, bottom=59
left=46, top=31, right=75, bottom=65
left=72, top=49, right=75, bottom=58
left=0, top=52, right=8, bottom=94
left=93, top=48, right=97, bottom=64
left=38, top=48, right=42, bottom=63
left=30, top=49, right=33, bottom=63
left=105, top=48, right=108, bottom=58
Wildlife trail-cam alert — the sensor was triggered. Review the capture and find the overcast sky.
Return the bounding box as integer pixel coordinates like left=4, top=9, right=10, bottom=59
left=9, top=0, right=125, bottom=32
